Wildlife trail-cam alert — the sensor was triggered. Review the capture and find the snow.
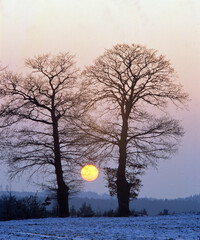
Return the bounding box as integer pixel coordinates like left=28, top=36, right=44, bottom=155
left=0, top=214, right=199, bottom=239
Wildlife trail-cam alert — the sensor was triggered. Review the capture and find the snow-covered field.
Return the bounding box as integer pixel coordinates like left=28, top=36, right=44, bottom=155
left=0, top=214, right=199, bottom=240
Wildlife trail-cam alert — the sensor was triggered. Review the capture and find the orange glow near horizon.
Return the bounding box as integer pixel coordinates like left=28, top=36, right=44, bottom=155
left=81, top=165, right=99, bottom=181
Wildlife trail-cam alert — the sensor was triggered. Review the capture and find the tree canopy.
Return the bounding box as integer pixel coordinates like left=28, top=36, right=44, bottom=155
left=79, top=44, right=188, bottom=216
left=0, top=44, right=189, bottom=217
left=0, top=53, right=83, bottom=217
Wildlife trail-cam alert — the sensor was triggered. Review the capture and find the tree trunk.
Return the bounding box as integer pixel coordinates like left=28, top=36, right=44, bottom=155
left=52, top=104, right=69, bottom=217
left=57, top=181, right=69, bottom=217
left=117, top=147, right=131, bottom=217
left=117, top=117, right=131, bottom=217
left=116, top=177, right=130, bottom=217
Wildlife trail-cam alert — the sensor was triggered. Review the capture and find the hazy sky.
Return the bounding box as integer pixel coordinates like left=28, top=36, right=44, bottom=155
left=1, top=0, right=200, bottom=199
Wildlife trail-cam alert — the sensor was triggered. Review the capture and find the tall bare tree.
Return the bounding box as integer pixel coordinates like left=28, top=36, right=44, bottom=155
left=0, top=53, right=82, bottom=217
left=79, top=44, right=189, bottom=216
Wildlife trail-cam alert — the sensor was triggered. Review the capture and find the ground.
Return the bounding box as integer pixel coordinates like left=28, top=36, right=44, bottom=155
left=0, top=214, right=199, bottom=239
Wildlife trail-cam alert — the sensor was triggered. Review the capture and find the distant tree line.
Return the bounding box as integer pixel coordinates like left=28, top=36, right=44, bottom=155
left=68, top=195, right=200, bottom=216
left=1, top=192, right=200, bottom=220
left=70, top=202, right=148, bottom=217
left=0, top=194, right=50, bottom=221
left=0, top=193, right=147, bottom=220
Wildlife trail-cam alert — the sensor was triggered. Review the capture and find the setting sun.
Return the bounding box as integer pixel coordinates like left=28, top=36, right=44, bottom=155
left=81, top=165, right=99, bottom=181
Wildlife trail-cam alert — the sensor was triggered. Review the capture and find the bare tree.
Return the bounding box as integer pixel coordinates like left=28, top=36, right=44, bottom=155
left=79, top=44, right=189, bottom=216
left=0, top=53, right=83, bottom=217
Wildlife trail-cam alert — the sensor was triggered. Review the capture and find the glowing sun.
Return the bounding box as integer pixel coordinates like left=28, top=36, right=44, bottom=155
left=81, top=165, right=99, bottom=181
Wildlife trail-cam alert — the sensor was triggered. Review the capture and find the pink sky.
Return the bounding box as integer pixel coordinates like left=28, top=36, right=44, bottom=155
left=1, top=0, right=200, bottom=198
